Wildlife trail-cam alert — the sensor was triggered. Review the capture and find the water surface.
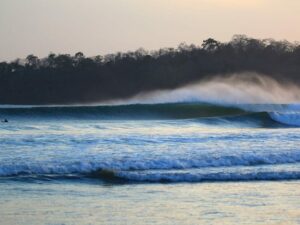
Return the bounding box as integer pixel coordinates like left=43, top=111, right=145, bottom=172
left=0, top=103, right=299, bottom=224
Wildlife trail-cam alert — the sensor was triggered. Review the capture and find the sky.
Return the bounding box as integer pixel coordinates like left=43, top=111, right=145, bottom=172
left=0, top=0, right=300, bottom=61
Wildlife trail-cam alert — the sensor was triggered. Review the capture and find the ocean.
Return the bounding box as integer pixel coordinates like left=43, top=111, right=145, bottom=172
left=0, top=103, right=299, bottom=224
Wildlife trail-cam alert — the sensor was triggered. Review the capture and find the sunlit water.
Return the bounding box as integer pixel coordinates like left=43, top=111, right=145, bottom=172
left=0, top=104, right=300, bottom=224
left=1, top=181, right=299, bottom=225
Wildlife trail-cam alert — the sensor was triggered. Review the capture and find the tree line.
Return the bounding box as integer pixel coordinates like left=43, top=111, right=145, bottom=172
left=0, top=35, right=300, bottom=104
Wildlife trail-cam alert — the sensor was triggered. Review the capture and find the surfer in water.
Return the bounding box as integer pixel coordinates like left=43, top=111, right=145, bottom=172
left=1, top=119, right=8, bottom=123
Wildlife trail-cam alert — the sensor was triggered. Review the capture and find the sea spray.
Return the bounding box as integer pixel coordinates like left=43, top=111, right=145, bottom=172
left=107, top=73, right=300, bottom=106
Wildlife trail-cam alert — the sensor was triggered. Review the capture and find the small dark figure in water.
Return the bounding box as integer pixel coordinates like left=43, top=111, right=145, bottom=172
left=1, top=119, right=8, bottom=123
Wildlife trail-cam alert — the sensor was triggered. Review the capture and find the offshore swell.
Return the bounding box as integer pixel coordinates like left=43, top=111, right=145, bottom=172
left=1, top=102, right=300, bottom=120
left=1, top=102, right=300, bottom=183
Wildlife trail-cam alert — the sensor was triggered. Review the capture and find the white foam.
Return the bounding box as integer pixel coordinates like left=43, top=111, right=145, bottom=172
left=1, top=151, right=300, bottom=177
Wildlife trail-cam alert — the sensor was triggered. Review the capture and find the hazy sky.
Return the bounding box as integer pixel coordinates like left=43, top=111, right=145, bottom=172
left=0, top=0, right=300, bottom=61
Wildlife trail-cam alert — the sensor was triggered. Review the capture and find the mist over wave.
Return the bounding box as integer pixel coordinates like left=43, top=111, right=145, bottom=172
left=1, top=73, right=300, bottom=109
left=108, top=73, right=300, bottom=107
left=104, top=73, right=300, bottom=126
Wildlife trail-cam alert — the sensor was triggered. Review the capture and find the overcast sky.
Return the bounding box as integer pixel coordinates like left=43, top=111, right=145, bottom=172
left=0, top=0, right=299, bottom=61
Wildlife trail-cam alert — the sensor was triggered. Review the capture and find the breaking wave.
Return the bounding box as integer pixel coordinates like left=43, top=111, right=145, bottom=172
left=1, top=73, right=300, bottom=125
left=1, top=150, right=300, bottom=183
left=1, top=103, right=300, bottom=127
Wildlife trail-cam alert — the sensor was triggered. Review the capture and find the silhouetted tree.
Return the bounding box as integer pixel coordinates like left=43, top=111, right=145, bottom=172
left=202, top=38, right=220, bottom=52
left=0, top=35, right=299, bottom=104
left=26, top=54, right=39, bottom=69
